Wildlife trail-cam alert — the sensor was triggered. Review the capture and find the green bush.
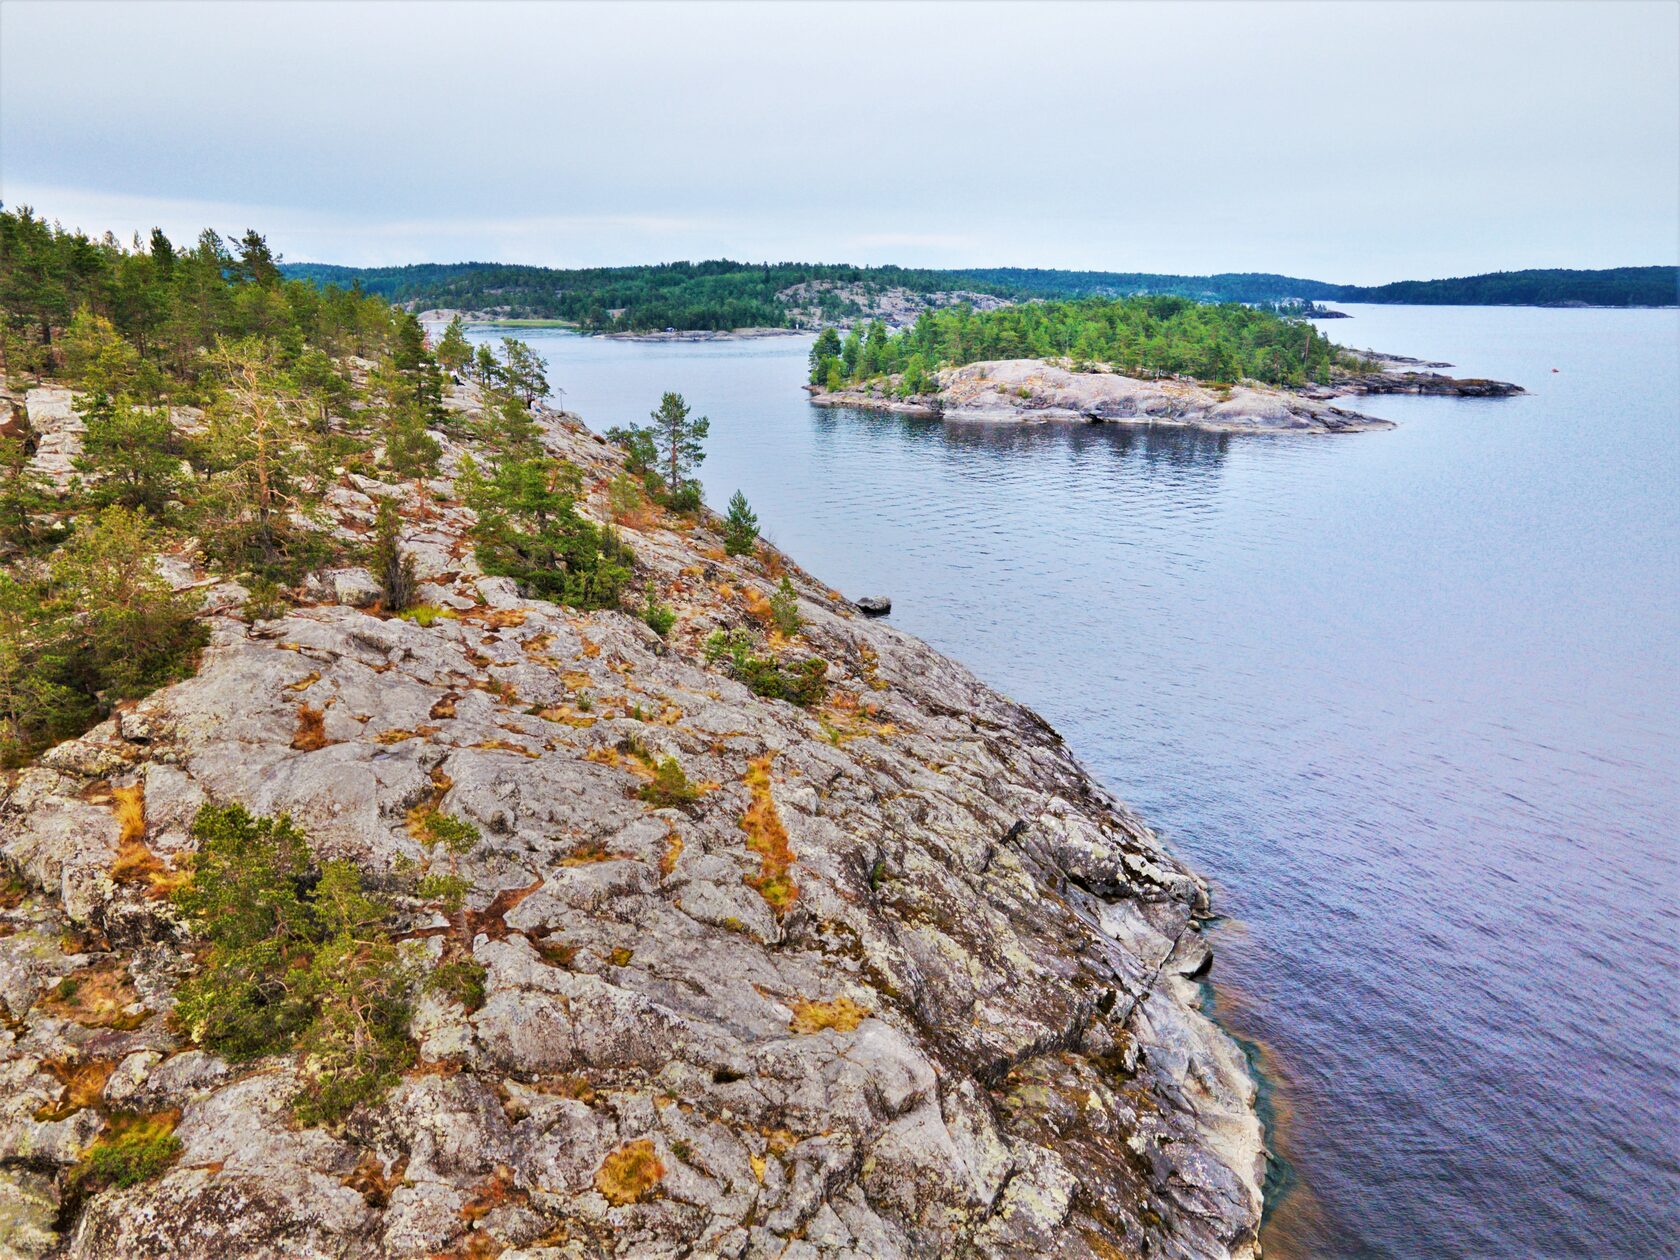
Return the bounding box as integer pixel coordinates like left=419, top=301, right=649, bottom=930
left=371, top=496, right=418, bottom=612
left=172, top=803, right=420, bottom=1125
left=0, top=506, right=205, bottom=765
left=463, top=456, right=634, bottom=609
left=243, top=575, right=290, bottom=622
left=641, top=582, right=676, bottom=638
left=769, top=577, right=801, bottom=637
left=75, top=1114, right=181, bottom=1189
left=639, top=755, right=700, bottom=808
left=704, top=629, right=828, bottom=708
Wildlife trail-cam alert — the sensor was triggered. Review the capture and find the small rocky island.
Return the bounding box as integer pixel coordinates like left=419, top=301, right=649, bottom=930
left=802, top=297, right=1522, bottom=434
left=808, top=355, right=1523, bottom=434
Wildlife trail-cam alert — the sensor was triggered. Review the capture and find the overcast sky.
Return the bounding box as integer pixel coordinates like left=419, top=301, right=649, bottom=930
left=3, top=1, right=1676, bottom=282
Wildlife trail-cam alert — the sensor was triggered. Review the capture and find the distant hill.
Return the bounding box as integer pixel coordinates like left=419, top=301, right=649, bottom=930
left=1332, top=267, right=1678, bottom=307
left=282, top=260, right=1679, bottom=333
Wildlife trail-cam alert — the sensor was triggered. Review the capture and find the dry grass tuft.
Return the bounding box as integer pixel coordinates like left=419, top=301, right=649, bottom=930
left=788, top=996, right=869, bottom=1035
left=33, top=1056, right=115, bottom=1121
left=39, top=960, right=147, bottom=1030
left=741, top=755, right=796, bottom=911
left=659, top=832, right=684, bottom=877
left=343, top=1151, right=408, bottom=1208
left=290, top=703, right=330, bottom=751
left=595, top=1139, right=665, bottom=1206
left=108, top=783, right=184, bottom=898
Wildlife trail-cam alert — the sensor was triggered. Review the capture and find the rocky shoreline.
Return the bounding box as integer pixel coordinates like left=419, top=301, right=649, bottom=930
left=809, top=355, right=1523, bottom=435
left=0, top=379, right=1265, bottom=1258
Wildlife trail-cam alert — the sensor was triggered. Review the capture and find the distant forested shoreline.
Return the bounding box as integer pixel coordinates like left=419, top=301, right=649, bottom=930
left=283, top=259, right=1679, bottom=333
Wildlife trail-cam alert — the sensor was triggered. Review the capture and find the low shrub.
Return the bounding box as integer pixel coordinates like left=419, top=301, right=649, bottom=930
left=74, top=1112, right=181, bottom=1189
left=171, top=803, right=421, bottom=1125
left=639, top=756, right=700, bottom=809
left=641, top=582, right=676, bottom=638
left=705, top=630, right=827, bottom=708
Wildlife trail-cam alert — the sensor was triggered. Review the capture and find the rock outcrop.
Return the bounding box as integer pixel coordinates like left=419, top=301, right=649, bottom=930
left=809, top=355, right=1522, bottom=433
left=0, top=382, right=1264, bottom=1259
left=811, top=359, right=1390, bottom=433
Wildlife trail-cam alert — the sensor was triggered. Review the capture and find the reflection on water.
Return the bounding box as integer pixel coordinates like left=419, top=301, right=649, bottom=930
left=465, top=307, right=1680, bottom=1259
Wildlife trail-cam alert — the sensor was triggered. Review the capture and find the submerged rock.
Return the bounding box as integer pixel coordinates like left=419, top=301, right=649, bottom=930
left=0, top=381, right=1264, bottom=1259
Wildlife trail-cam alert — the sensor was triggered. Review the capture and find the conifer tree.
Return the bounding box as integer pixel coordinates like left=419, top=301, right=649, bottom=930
left=723, top=490, right=758, bottom=556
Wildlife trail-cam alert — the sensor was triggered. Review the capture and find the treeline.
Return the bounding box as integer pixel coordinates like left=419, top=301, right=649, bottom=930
left=1, top=209, right=402, bottom=390
left=950, top=268, right=1345, bottom=304
left=810, top=295, right=1376, bottom=393
left=288, top=258, right=1679, bottom=334
left=0, top=207, right=641, bottom=766
left=1337, top=266, right=1678, bottom=307
left=284, top=259, right=1019, bottom=333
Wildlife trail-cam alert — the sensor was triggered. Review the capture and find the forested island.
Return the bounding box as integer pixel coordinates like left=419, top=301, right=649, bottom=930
left=802, top=296, right=1522, bottom=434
left=286, top=258, right=1679, bottom=334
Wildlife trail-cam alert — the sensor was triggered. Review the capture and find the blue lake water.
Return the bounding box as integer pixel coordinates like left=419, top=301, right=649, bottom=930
left=463, top=305, right=1680, bottom=1258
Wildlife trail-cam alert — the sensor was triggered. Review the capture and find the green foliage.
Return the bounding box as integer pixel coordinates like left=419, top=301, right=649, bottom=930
left=435, top=315, right=472, bottom=375
left=74, top=395, right=184, bottom=515
left=428, top=956, right=487, bottom=1011
left=639, top=755, right=700, bottom=808
left=641, top=582, right=676, bottom=638
left=769, top=578, right=801, bottom=636
left=0, top=209, right=403, bottom=389
left=172, top=803, right=421, bottom=1126
left=809, top=328, right=842, bottom=384
left=52, top=505, right=207, bottom=698
left=832, top=295, right=1369, bottom=389
left=411, top=807, right=481, bottom=856
left=194, top=338, right=335, bottom=578
left=722, top=490, right=758, bottom=556
left=0, top=436, right=58, bottom=553
left=0, top=503, right=203, bottom=762
left=170, top=803, right=320, bottom=1059
left=648, top=392, right=708, bottom=495
left=605, top=424, right=657, bottom=474
left=243, top=575, right=290, bottom=622
left=371, top=497, right=418, bottom=612
left=75, top=1114, right=181, bottom=1189
left=704, top=629, right=828, bottom=707
left=462, top=454, right=633, bottom=608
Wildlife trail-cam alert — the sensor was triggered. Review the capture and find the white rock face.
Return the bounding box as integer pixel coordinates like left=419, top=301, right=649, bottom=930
left=24, top=387, right=85, bottom=489
left=0, top=383, right=1263, bottom=1259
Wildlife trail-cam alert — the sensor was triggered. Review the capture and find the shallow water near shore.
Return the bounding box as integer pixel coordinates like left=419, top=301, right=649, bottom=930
left=463, top=305, right=1679, bottom=1258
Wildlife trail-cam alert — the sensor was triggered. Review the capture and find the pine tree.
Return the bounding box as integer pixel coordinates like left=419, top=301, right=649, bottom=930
left=722, top=490, right=758, bottom=556
left=649, top=391, right=709, bottom=496
left=371, top=497, right=418, bottom=612
left=435, top=316, right=471, bottom=376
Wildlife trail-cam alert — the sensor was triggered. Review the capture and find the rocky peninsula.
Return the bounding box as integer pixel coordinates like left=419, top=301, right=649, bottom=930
left=808, top=357, right=1522, bottom=435
left=0, top=378, right=1265, bottom=1258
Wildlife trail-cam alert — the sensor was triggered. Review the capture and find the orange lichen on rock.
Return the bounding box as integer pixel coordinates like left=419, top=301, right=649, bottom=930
left=594, top=1139, right=665, bottom=1206
left=788, top=996, right=869, bottom=1035
left=741, top=754, right=796, bottom=911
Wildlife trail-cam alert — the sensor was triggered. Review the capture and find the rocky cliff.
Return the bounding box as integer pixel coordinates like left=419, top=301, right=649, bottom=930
left=0, top=380, right=1264, bottom=1259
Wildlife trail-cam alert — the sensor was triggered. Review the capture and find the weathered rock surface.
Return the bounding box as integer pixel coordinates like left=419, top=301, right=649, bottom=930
left=812, top=358, right=1389, bottom=433
left=0, top=383, right=1264, bottom=1258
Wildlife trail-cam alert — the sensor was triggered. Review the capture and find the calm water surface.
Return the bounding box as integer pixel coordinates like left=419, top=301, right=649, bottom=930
left=466, top=306, right=1679, bottom=1259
